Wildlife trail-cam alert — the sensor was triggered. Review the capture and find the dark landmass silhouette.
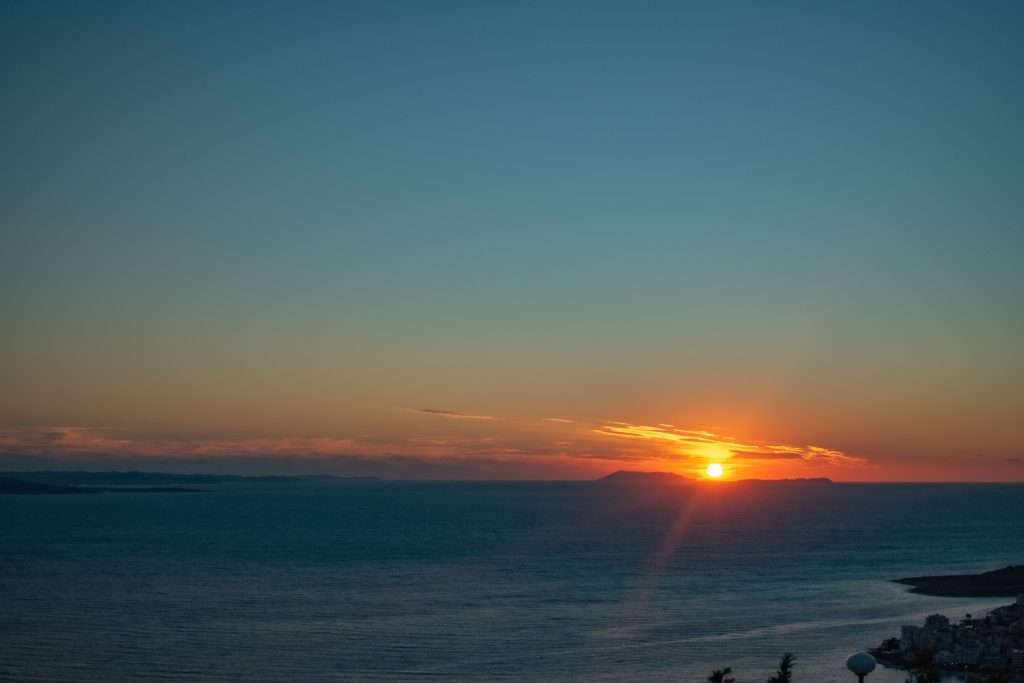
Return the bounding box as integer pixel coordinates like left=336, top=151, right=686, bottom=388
left=0, top=471, right=380, bottom=488
left=896, top=565, right=1024, bottom=597
left=598, top=470, right=692, bottom=485
left=0, top=475, right=204, bottom=495
left=0, top=475, right=90, bottom=495
left=3, top=469, right=832, bottom=492
left=731, top=477, right=833, bottom=485
left=1, top=471, right=233, bottom=487
left=102, top=486, right=205, bottom=493
left=596, top=470, right=832, bottom=486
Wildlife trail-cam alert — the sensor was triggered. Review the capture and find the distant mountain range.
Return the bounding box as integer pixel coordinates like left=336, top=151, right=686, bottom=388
left=0, top=471, right=380, bottom=494
left=0, top=474, right=207, bottom=495
left=598, top=470, right=693, bottom=485
left=0, top=476, right=90, bottom=495
left=1, top=469, right=831, bottom=495
left=597, top=470, right=832, bottom=485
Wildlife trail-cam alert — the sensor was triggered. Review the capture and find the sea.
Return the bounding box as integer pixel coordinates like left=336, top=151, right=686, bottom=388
left=2, top=482, right=1022, bottom=682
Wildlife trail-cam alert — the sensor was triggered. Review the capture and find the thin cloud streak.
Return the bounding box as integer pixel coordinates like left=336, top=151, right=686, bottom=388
left=410, top=408, right=496, bottom=421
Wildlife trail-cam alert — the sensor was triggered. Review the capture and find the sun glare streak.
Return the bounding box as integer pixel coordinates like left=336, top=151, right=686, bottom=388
left=609, top=485, right=709, bottom=637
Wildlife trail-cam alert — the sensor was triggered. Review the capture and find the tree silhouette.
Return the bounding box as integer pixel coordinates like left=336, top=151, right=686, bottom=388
left=765, top=653, right=795, bottom=683
left=707, top=667, right=735, bottom=683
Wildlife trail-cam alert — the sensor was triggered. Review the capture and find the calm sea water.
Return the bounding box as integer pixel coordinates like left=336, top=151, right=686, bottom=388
left=2, top=482, right=1022, bottom=682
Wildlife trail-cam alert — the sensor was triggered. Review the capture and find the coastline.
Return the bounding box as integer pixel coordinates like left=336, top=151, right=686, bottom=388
left=871, top=568, right=1024, bottom=681
left=897, top=567, right=1024, bottom=598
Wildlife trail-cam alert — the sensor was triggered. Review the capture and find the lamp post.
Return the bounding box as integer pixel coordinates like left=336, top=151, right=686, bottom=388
left=846, top=652, right=876, bottom=683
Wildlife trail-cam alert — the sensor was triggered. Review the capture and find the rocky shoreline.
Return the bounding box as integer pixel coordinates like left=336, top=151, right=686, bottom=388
left=872, top=596, right=1024, bottom=681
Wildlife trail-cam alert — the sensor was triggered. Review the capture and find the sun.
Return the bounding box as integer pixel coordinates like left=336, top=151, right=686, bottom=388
left=706, top=462, right=724, bottom=479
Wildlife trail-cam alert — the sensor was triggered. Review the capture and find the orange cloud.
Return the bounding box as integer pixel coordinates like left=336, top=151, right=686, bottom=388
left=592, top=422, right=864, bottom=466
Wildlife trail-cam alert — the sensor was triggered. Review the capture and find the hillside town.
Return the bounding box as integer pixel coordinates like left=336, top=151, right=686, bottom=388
left=874, top=597, right=1024, bottom=681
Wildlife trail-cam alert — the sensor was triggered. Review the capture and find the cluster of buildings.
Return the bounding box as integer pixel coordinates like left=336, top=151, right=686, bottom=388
left=875, top=596, right=1024, bottom=681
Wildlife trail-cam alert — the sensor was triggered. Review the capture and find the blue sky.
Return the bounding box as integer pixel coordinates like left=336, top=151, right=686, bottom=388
left=2, top=1, right=1022, bottom=479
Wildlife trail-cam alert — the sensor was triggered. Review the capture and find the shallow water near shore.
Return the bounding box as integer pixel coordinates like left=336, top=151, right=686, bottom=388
left=2, top=482, right=1022, bottom=682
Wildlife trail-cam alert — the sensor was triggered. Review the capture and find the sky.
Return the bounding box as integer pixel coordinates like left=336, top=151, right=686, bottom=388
left=2, top=1, right=1022, bottom=481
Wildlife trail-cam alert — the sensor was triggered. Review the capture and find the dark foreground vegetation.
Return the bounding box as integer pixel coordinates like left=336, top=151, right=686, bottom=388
left=706, top=653, right=796, bottom=683
left=706, top=652, right=1016, bottom=682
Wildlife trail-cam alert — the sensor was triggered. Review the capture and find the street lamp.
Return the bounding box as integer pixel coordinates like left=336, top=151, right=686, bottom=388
left=846, top=652, right=876, bottom=682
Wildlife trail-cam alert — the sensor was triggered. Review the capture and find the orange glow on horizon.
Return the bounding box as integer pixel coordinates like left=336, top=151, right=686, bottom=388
left=10, top=414, right=1021, bottom=482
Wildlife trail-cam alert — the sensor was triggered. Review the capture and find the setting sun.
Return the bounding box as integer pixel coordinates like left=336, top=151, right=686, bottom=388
left=706, top=463, right=724, bottom=479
